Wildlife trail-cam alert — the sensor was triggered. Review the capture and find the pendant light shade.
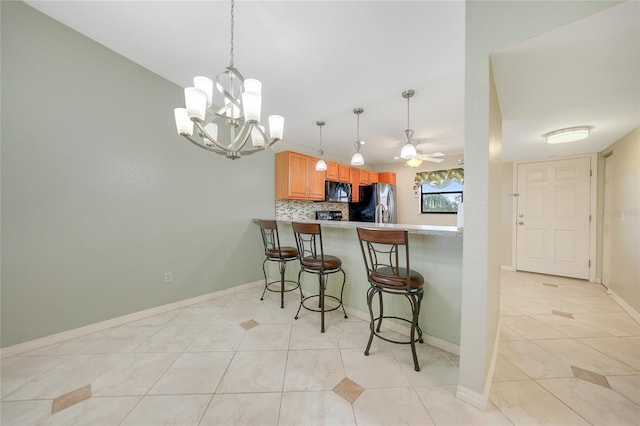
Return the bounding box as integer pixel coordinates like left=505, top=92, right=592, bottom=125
left=351, top=108, right=365, bottom=166
left=316, top=157, right=328, bottom=171
left=351, top=150, right=364, bottom=166
left=315, top=121, right=327, bottom=171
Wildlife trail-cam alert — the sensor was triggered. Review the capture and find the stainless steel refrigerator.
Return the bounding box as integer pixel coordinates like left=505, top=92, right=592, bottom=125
left=348, top=183, right=397, bottom=223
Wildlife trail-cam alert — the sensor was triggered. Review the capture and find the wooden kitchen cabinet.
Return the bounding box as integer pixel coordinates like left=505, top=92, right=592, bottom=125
left=326, top=162, right=350, bottom=183
left=370, top=172, right=379, bottom=183
left=276, top=151, right=325, bottom=200
left=338, top=164, right=350, bottom=182
left=378, top=172, right=396, bottom=185
left=325, top=161, right=339, bottom=181
left=358, top=169, right=371, bottom=185
left=349, top=167, right=359, bottom=202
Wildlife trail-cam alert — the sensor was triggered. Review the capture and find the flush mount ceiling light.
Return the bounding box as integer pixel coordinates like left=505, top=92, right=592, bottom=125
left=544, top=126, right=591, bottom=144
left=173, top=0, right=284, bottom=160
left=315, top=121, right=327, bottom=171
left=351, top=108, right=365, bottom=166
left=399, top=89, right=418, bottom=160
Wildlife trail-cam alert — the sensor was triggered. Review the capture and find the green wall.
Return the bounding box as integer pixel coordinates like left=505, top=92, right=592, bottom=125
left=1, top=1, right=275, bottom=347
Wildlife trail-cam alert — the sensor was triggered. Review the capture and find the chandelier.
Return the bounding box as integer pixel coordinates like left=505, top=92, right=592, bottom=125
left=351, top=108, right=365, bottom=166
left=173, top=0, right=284, bottom=160
left=399, top=89, right=418, bottom=159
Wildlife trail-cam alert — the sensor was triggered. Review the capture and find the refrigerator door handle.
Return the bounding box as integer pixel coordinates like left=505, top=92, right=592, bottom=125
left=388, top=185, right=396, bottom=223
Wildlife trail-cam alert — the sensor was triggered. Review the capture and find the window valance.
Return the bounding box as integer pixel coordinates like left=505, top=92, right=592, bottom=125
left=414, top=168, right=464, bottom=190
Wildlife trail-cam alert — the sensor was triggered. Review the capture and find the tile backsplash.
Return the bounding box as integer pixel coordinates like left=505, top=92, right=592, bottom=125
left=275, top=200, right=349, bottom=220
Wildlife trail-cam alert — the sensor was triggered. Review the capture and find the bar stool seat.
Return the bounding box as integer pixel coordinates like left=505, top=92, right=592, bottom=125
left=357, top=227, right=425, bottom=371
left=292, top=221, right=347, bottom=332
left=257, top=220, right=301, bottom=308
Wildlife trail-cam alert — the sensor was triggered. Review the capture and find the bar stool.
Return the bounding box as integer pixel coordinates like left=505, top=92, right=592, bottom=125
left=356, top=227, right=425, bottom=371
left=291, top=222, right=347, bottom=332
left=257, top=220, right=301, bottom=308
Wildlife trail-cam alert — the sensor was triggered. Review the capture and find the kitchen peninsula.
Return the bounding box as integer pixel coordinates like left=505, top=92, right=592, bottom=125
left=258, top=219, right=463, bottom=352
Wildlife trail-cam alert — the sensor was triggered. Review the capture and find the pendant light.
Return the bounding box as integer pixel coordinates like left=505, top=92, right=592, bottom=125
left=399, top=89, right=417, bottom=159
left=351, top=108, right=365, bottom=166
left=315, top=121, right=327, bottom=171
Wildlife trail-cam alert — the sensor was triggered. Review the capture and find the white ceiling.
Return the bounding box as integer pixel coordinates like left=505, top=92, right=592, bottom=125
left=25, top=1, right=639, bottom=166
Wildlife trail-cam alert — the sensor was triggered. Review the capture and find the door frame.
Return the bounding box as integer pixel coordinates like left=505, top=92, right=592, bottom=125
left=510, top=153, right=597, bottom=282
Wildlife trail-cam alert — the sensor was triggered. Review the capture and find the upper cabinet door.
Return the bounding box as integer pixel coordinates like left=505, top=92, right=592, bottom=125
left=338, top=164, right=350, bottom=182
left=325, top=162, right=339, bottom=181
left=275, top=151, right=325, bottom=200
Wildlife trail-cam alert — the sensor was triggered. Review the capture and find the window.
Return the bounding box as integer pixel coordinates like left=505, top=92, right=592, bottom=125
left=421, top=181, right=463, bottom=213
left=414, top=168, right=464, bottom=214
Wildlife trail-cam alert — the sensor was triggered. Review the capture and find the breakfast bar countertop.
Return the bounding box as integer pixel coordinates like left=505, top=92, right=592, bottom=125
left=270, top=218, right=463, bottom=237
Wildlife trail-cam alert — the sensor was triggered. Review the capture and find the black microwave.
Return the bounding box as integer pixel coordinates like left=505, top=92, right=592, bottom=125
left=325, top=181, right=352, bottom=202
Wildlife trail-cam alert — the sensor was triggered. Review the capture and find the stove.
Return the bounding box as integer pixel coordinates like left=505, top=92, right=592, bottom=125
left=315, top=210, right=343, bottom=221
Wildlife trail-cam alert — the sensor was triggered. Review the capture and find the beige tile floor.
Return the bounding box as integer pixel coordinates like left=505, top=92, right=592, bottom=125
left=1, top=271, right=639, bottom=425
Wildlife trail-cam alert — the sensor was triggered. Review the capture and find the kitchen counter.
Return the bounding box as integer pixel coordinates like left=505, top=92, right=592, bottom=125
left=254, top=218, right=463, bottom=352
left=274, top=218, right=463, bottom=237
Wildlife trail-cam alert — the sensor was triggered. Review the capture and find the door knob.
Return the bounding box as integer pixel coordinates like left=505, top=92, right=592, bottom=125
left=518, top=221, right=524, bottom=225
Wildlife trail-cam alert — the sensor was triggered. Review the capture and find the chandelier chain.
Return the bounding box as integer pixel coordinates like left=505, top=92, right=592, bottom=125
left=229, top=0, right=235, bottom=67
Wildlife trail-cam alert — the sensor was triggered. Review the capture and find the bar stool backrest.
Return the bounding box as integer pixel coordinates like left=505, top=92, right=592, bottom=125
left=258, top=219, right=285, bottom=258
left=357, top=227, right=413, bottom=292
left=291, top=222, right=326, bottom=273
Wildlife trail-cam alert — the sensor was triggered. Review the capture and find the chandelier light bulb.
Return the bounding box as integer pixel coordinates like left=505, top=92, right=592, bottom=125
left=251, top=125, right=265, bottom=148
left=269, top=115, right=285, bottom=140
left=184, top=87, right=207, bottom=122
left=193, top=76, right=214, bottom=106
left=174, top=108, right=193, bottom=136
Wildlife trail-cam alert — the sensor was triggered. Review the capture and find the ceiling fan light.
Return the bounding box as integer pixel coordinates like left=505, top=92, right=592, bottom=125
left=544, top=126, right=591, bottom=144
left=400, top=142, right=417, bottom=159
left=406, top=157, right=423, bottom=168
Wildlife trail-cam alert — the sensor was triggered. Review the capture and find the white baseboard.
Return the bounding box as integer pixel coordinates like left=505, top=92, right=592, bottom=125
left=607, top=289, right=640, bottom=324
left=345, top=305, right=460, bottom=356
left=455, top=322, right=501, bottom=410
left=456, top=385, right=487, bottom=410
left=2, top=280, right=461, bottom=360
left=0, top=281, right=262, bottom=359
left=500, top=265, right=516, bottom=271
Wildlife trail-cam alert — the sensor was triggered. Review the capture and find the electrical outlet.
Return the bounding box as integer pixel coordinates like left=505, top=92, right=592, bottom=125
left=164, top=272, right=173, bottom=283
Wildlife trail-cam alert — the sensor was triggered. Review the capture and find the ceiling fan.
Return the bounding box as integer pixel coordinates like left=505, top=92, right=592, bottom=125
left=415, top=150, right=445, bottom=163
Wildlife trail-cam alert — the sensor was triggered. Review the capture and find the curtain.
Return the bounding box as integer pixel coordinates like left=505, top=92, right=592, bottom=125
left=414, top=168, right=464, bottom=190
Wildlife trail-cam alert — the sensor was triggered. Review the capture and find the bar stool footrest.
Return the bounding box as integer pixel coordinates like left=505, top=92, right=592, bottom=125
left=370, top=315, right=423, bottom=345
left=297, top=294, right=344, bottom=314
left=263, top=280, right=301, bottom=294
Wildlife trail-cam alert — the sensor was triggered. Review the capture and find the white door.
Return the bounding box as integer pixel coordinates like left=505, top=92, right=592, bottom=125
left=516, top=157, right=591, bottom=279
left=602, top=154, right=613, bottom=287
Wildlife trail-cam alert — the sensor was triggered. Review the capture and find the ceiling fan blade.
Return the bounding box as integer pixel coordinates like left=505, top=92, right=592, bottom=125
left=417, top=153, right=444, bottom=163
left=420, top=157, right=444, bottom=163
